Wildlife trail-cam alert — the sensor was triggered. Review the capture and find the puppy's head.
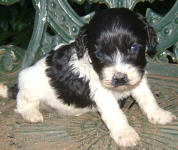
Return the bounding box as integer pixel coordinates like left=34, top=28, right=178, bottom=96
left=75, top=8, right=157, bottom=91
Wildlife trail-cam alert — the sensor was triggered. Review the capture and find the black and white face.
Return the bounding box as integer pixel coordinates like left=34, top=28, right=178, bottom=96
left=93, top=42, right=146, bottom=91
left=83, top=8, right=157, bottom=91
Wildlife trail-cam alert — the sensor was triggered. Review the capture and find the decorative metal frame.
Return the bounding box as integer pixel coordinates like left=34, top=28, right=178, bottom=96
left=0, top=1, right=178, bottom=149
left=0, top=0, right=177, bottom=84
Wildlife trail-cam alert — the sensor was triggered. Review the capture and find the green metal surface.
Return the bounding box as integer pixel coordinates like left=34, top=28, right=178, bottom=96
left=0, top=0, right=177, bottom=80
left=73, top=0, right=155, bottom=9
left=0, top=0, right=19, bottom=5
left=146, top=1, right=178, bottom=63
left=0, top=0, right=178, bottom=149
left=0, top=78, right=178, bottom=150
left=0, top=45, right=25, bottom=86
left=22, top=0, right=178, bottom=68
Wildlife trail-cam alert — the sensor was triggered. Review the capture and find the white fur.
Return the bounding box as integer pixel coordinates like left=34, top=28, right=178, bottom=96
left=114, top=52, right=141, bottom=86
left=68, top=51, right=140, bottom=146
left=92, top=86, right=140, bottom=146
left=0, top=45, right=176, bottom=147
left=131, top=76, right=176, bottom=125
left=0, top=83, right=8, bottom=98
left=54, top=43, right=65, bottom=50
left=15, top=42, right=96, bottom=120
left=15, top=57, right=96, bottom=122
left=53, top=40, right=75, bottom=50
left=101, top=51, right=141, bottom=91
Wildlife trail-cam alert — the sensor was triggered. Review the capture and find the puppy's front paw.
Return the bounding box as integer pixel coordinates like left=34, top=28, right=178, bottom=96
left=148, top=108, right=176, bottom=125
left=111, top=125, right=140, bottom=147
left=24, top=111, right=43, bottom=123
left=16, top=109, right=44, bottom=123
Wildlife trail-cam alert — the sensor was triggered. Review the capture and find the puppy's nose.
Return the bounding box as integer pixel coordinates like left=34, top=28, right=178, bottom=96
left=112, top=72, right=128, bottom=87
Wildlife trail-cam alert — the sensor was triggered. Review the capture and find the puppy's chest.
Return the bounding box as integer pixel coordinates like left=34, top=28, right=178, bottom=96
left=112, top=90, right=131, bottom=101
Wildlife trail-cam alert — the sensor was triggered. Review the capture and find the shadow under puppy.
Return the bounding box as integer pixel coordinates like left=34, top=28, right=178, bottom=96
left=0, top=8, right=176, bottom=147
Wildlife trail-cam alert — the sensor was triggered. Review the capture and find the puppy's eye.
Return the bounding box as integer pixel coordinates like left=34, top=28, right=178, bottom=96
left=95, top=51, right=103, bottom=58
left=130, top=45, right=138, bottom=52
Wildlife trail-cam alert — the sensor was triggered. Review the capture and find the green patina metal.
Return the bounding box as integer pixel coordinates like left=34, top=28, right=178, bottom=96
left=0, top=0, right=177, bottom=82
left=0, top=0, right=178, bottom=149
left=23, top=0, right=178, bottom=67
left=0, top=0, right=19, bottom=5
left=0, top=0, right=178, bottom=81
left=146, top=1, right=178, bottom=63
left=0, top=78, right=177, bottom=150
left=0, top=45, right=24, bottom=85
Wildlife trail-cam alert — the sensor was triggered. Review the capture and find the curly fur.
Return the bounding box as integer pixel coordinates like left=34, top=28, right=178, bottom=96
left=0, top=8, right=176, bottom=147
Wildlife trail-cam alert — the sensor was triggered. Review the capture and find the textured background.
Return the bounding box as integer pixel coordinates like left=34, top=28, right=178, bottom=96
left=0, top=77, right=177, bottom=150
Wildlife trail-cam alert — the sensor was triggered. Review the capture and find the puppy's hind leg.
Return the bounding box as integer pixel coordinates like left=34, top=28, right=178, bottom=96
left=15, top=91, right=43, bottom=123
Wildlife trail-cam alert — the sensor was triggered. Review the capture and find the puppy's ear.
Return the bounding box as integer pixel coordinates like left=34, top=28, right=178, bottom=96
left=75, top=25, right=88, bottom=58
left=136, top=13, right=158, bottom=51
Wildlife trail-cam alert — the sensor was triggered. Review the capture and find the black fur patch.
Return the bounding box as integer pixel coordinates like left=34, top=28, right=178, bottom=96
left=46, top=44, right=95, bottom=108
left=83, top=8, right=155, bottom=77
left=8, top=84, right=19, bottom=99
left=45, top=8, right=157, bottom=108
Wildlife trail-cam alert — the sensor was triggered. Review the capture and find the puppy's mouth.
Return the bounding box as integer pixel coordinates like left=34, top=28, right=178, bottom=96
left=100, top=67, right=143, bottom=91
left=101, top=78, right=141, bottom=91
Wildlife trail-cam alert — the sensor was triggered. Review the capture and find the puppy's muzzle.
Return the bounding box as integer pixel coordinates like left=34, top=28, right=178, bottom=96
left=112, top=72, right=128, bottom=87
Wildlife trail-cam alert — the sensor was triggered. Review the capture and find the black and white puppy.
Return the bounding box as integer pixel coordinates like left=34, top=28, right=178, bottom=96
left=0, top=8, right=176, bottom=147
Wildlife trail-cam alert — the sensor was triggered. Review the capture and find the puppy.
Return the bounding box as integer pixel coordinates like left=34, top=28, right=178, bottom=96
left=0, top=8, right=176, bottom=147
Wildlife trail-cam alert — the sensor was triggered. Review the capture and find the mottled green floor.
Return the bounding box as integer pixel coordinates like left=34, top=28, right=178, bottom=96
left=0, top=77, right=178, bottom=150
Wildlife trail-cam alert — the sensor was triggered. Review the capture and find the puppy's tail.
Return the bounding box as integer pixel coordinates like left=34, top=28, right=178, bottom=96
left=0, top=83, right=18, bottom=99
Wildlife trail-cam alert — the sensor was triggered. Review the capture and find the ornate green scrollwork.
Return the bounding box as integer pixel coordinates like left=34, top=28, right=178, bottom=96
left=0, top=45, right=24, bottom=85
left=146, top=1, right=178, bottom=63
left=0, top=0, right=178, bottom=82
left=20, top=0, right=47, bottom=69
left=22, top=0, right=86, bottom=69
left=73, top=0, right=156, bottom=9
left=22, top=0, right=149, bottom=69
left=0, top=0, right=19, bottom=5
left=118, top=0, right=144, bottom=10
left=85, top=0, right=119, bottom=8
